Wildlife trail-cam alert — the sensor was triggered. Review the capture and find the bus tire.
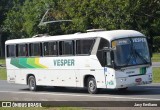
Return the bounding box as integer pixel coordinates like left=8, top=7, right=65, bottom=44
left=28, top=76, right=37, bottom=91
left=87, top=77, right=98, bottom=94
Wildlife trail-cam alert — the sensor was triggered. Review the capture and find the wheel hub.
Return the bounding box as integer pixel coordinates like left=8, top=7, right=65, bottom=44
left=89, top=80, right=95, bottom=91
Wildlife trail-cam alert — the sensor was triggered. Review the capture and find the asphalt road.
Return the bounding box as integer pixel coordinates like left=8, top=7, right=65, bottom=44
left=0, top=80, right=160, bottom=101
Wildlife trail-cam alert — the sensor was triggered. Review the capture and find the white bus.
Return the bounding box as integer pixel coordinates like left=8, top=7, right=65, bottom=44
left=5, top=29, right=152, bottom=94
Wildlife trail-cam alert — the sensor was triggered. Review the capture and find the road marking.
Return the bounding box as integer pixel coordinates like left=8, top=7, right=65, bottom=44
left=0, top=91, right=160, bottom=101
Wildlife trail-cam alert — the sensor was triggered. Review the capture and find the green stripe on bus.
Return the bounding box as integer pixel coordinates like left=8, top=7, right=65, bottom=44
left=19, top=58, right=35, bottom=68
left=10, top=58, right=47, bottom=69
left=27, top=58, right=41, bottom=68
left=10, top=58, right=26, bottom=68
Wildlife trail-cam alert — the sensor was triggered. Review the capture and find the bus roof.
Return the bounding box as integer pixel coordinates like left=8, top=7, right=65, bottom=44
left=5, top=30, right=145, bottom=44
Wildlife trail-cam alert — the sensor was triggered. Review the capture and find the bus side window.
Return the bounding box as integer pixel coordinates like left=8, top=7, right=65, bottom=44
left=63, top=40, right=74, bottom=55
left=29, top=43, right=42, bottom=57
left=44, top=42, right=57, bottom=56
left=59, top=40, right=74, bottom=56
left=59, top=41, right=63, bottom=55
left=7, top=45, right=16, bottom=57
left=17, top=44, right=28, bottom=57
left=76, top=39, right=95, bottom=55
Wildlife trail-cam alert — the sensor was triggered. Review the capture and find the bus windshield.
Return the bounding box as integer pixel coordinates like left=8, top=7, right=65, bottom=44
left=112, top=37, right=151, bottom=67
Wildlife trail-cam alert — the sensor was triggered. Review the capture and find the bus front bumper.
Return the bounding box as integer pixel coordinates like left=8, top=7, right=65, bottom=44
left=114, top=74, right=152, bottom=89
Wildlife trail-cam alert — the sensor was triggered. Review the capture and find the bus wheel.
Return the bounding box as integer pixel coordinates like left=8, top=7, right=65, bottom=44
left=87, top=77, right=98, bottom=94
left=28, top=76, right=37, bottom=91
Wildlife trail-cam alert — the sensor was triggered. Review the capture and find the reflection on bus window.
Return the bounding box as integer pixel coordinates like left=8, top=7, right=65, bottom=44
left=18, top=44, right=28, bottom=57
left=29, top=43, right=42, bottom=56
left=76, top=39, right=95, bottom=55
left=7, top=45, right=16, bottom=57
left=44, top=42, right=57, bottom=56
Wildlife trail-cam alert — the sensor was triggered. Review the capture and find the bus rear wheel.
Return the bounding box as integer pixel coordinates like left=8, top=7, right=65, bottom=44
left=87, top=77, right=98, bottom=94
left=28, top=76, right=37, bottom=91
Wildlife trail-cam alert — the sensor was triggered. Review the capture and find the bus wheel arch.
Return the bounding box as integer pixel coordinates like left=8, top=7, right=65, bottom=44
left=84, top=75, right=98, bottom=94
left=26, top=74, right=37, bottom=91
left=84, top=75, right=94, bottom=87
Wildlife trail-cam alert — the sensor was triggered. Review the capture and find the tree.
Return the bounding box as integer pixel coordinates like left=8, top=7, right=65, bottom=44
left=2, top=0, right=160, bottom=39
left=0, top=0, right=13, bottom=28
left=2, top=0, right=25, bottom=39
left=0, top=0, right=14, bottom=56
left=3, top=0, right=71, bottom=38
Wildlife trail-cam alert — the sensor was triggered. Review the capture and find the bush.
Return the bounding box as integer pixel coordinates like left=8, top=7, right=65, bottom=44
left=153, top=36, right=160, bottom=53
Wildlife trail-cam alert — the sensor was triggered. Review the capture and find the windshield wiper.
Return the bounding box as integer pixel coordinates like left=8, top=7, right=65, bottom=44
left=126, top=39, right=149, bottom=65
left=134, top=49, right=149, bottom=64
left=126, top=40, right=136, bottom=65
left=126, top=51, right=135, bottom=65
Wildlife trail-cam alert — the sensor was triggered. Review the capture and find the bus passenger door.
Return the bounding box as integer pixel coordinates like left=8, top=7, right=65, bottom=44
left=103, top=51, right=115, bottom=88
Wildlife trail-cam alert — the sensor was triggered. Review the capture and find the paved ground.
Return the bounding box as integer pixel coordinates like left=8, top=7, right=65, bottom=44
left=0, top=80, right=160, bottom=101
left=0, top=80, right=160, bottom=109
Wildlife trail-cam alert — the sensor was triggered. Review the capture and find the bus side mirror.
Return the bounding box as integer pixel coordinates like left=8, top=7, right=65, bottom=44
left=103, top=47, right=116, bottom=68
left=106, top=51, right=112, bottom=66
left=111, top=50, right=114, bottom=61
left=111, top=50, right=116, bottom=69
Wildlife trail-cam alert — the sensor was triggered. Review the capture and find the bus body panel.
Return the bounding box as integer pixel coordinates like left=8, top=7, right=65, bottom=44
left=6, top=55, right=107, bottom=88
left=5, top=30, right=152, bottom=91
left=104, top=67, right=152, bottom=89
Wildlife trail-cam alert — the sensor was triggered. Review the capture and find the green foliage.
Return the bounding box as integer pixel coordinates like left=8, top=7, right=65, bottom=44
left=152, top=53, right=160, bottom=62
left=0, top=0, right=13, bottom=34
left=0, top=68, right=6, bottom=80
left=153, top=68, right=160, bottom=83
left=153, top=36, right=160, bottom=52
left=127, top=0, right=160, bottom=37
left=1, top=0, right=160, bottom=39
left=0, top=57, right=5, bottom=64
